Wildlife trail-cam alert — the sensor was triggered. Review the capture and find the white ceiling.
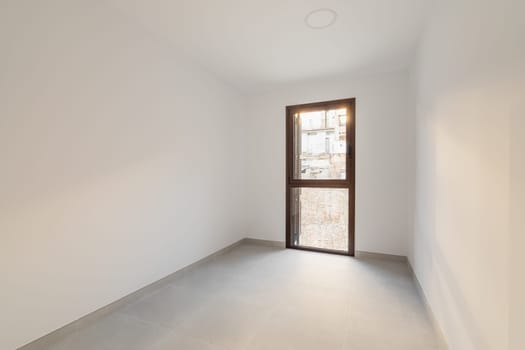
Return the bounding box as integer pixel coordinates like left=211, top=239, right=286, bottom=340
left=109, top=0, right=430, bottom=92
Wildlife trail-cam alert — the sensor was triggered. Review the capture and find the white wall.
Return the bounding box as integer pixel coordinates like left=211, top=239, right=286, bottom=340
left=510, top=97, right=525, bottom=350
left=509, top=15, right=525, bottom=346
left=0, top=1, right=248, bottom=349
left=410, top=0, right=524, bottom=349
left=246, top=71, right=414, bottom=256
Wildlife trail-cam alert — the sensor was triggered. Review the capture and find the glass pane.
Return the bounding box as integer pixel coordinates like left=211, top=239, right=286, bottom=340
left=290, top=188, right=348, bottom=252
left=293, top=108, right=347, bottom=179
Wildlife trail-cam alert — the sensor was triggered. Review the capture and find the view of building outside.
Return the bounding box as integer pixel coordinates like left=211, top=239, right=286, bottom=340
left=292, top=187, right=349, bottom=251
left=294, top=108, right=347, bottom=179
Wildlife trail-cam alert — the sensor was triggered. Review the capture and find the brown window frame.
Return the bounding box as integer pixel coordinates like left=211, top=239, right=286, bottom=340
left=285, top=98, right=356, bottom=256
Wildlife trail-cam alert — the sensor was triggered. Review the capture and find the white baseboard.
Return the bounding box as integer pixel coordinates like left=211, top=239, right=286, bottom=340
left=243, top=237, right=286, bottom=248
left=407, top=261, right=449, bottom=349
left=355, top=250, right=407, bottom=262
left=243, top=238, right=407, bottom=262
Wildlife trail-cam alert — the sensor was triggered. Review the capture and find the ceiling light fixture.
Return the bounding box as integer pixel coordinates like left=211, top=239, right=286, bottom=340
left=305, top=8, right=337, bottom=29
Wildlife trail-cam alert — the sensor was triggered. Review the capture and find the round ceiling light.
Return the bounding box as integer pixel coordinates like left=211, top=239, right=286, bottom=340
left=305, top=8, right=337, bottom=29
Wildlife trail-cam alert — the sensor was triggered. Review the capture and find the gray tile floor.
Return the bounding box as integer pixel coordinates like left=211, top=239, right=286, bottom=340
left=44, top=243, right=442, bottom=350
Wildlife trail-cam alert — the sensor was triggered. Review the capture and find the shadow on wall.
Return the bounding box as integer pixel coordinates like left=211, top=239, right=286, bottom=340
left=414, top=71, right=516, bottom=350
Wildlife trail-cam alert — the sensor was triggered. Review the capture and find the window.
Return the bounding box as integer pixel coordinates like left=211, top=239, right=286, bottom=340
left=286, top=98, right=356, bottom=255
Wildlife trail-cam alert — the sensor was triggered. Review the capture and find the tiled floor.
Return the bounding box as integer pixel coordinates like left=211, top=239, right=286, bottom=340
left=43, top=243, right=442, bottom=350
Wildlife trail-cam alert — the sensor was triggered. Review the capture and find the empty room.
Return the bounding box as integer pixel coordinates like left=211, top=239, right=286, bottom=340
left=1, top=0, right=523, bottom=349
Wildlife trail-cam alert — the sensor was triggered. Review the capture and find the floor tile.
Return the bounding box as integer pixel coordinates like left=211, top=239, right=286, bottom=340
left=38, top=244, right=441, bottom=350
left=150, top=332, right=228, bottom=350
left=48, top=313, right=171, bottom=350
left=177, top=295, right=272, bottom=350
left=120, top=284, right=213, bottom=330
